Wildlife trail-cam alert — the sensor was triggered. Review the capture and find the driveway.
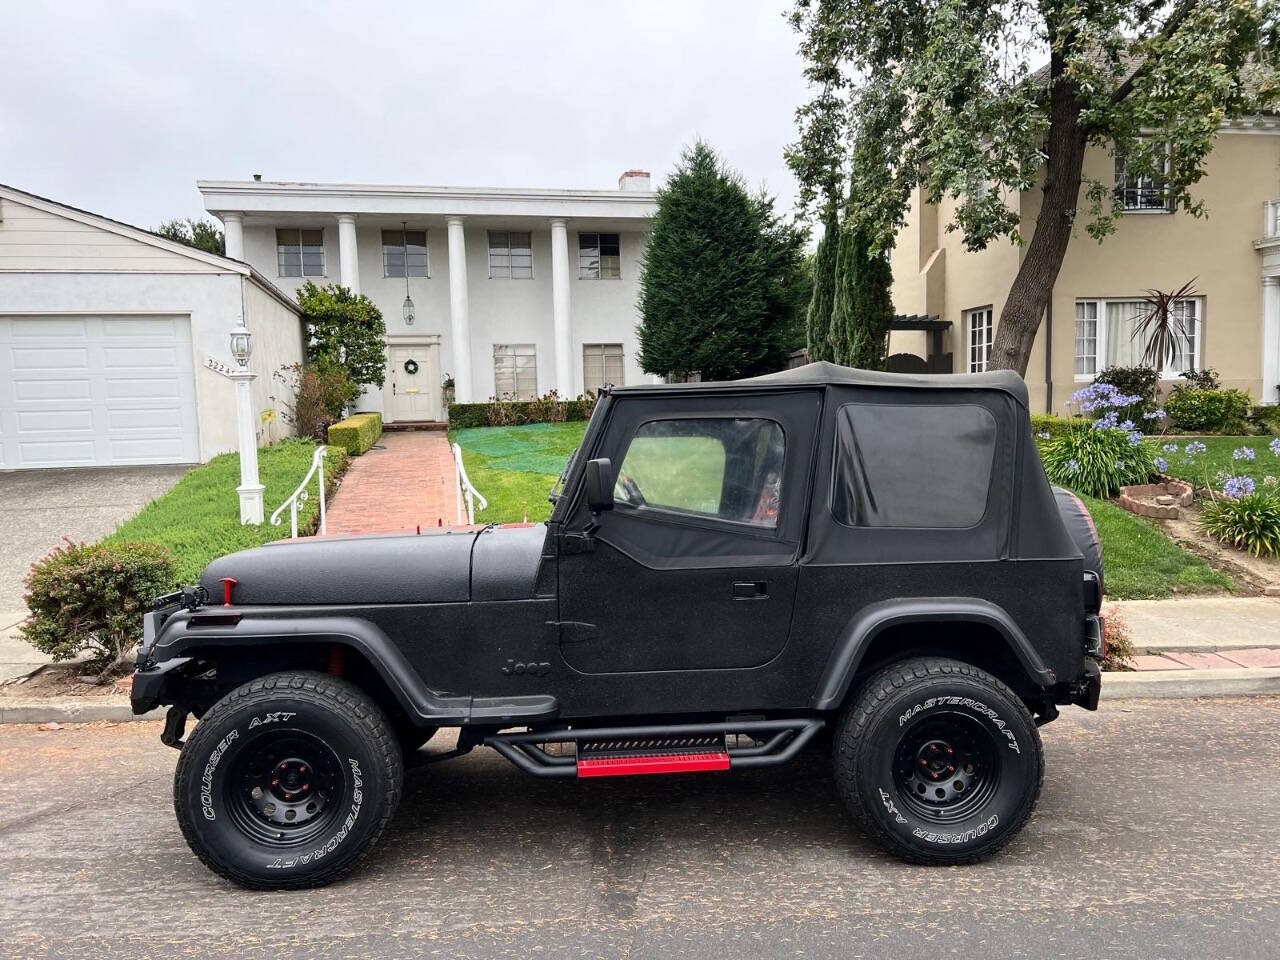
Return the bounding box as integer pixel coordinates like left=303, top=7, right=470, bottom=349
left=0, top=466, right=189, bottom=616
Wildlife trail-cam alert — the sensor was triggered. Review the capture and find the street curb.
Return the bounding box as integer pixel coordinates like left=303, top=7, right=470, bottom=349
left=0, top=699, right=158, bottom=724
left=1101, top=667, right=1280, bottom=699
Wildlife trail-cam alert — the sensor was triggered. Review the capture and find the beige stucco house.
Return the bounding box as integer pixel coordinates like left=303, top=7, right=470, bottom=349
left=889, top=118, right=1280, bottom=414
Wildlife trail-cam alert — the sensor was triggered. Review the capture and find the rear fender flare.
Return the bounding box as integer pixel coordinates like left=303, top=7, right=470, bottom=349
left=152, top=612, right=470, bottom=724
left=810, top=597, right=1056, bottom=711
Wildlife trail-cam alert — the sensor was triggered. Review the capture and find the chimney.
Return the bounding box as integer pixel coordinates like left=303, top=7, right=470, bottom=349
left=252, top=173, right=262, bottom=182
left=618, top=169, right=651, bottom=192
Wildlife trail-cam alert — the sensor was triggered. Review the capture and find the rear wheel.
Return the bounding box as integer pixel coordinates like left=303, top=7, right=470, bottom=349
left=833, top=657, right=1043, bottom=864
left=173, top=671, right=402, bottom=889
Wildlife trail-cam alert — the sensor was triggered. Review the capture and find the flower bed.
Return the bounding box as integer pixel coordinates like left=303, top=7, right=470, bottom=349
left=1116, top=479, right=1194, bottom=519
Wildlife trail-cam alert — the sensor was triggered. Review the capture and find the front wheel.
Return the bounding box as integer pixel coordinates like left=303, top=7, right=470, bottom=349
left=833, top=657, right=1043, bottom=865
left=173, top=671, right=403, bottom=889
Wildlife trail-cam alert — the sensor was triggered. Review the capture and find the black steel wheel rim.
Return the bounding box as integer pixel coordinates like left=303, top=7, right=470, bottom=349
left=225, top=730, right=344, bottom=847
left=892, top=710, right=1001, bottom=823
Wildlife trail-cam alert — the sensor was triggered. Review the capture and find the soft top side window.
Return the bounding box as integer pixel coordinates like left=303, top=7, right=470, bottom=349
left=614, top=417, right=785, bottom=528
left=831, top=403, right=996, bottom=529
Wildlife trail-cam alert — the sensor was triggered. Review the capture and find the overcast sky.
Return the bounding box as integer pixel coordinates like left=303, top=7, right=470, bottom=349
left=1, top=1, right=810, bottom=230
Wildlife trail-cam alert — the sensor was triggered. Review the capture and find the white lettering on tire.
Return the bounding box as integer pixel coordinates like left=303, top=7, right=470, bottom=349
left=911, top=814, right=1000, bottom=845
left=878, top=787, right=908, bottom=824
left=200, top=730, right=239, bottom=821
left=266, top=758, right=364, bottom=870
left=898, top=696, right=1021, bottom=753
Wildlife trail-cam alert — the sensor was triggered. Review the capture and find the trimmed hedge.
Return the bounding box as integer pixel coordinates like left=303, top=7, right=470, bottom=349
left=1030, top=413, right=1090, bottom=439
left=449, top=398, right=597, bottom=429
left=327, top=412, right=382, bottom=455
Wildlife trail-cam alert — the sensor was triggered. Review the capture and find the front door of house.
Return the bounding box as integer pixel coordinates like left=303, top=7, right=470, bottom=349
left=386, top=344, right=440, bottom=422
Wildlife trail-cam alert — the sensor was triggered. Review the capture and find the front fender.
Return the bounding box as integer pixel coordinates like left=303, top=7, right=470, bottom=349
left=809, top=597, right=1056, bottom=711
left=138, top=608, right=471, bottom=723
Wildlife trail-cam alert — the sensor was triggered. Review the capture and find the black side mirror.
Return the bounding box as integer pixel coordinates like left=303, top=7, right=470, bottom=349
left=584, top=458, right=614, bottom=514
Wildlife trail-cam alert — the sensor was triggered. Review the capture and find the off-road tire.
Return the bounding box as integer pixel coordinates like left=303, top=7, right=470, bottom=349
left=833, top=657, right=1043, bottom=865
left=173, top=671, right=403, bottom=889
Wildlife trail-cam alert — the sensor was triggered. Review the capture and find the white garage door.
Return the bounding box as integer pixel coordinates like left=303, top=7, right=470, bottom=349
left=0, top=315, right=200, bottom=468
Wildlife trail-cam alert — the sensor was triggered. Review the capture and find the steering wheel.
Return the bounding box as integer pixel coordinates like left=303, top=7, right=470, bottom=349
left=618, top=473, right=645, bottom=506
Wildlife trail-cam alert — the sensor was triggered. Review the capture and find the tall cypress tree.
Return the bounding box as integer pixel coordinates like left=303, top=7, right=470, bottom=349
left=828, top=216, right=858, bottom=365
left=805, top=203, right=838, bottom=363
left=638, top=142, right=807, bottom=381
left=848, top=236, right=894, bottom=369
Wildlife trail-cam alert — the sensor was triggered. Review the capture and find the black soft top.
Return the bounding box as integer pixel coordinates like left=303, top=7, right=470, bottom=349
left=610, top=361, right=1029, bottom=409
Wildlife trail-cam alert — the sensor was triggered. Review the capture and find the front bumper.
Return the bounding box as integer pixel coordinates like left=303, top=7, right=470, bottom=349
left=129, top=657, right=192, bottom=715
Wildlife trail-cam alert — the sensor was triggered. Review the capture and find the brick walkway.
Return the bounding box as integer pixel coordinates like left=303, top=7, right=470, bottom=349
left=325, top=431, right=458, bottom=536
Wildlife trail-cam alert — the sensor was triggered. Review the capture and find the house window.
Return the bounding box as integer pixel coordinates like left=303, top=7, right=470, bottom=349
left=583, top=343, right=624, bottom=394
left=965, top=306, right=993, bottom=372
left=276, top=229, right=325, bottom=277
left=1115, top=148, right=1172, bottom=212
left=382, top=229, right=428, bottom=277
left=488, top=231, right=533, bottom=278
left=579, top=232, right=621, bottom=279
left=1075, top=300, right=1099, bottom=377
left=494, top=343, right=537, bottom=399
left=1074, top=298, right=1201, bottom=378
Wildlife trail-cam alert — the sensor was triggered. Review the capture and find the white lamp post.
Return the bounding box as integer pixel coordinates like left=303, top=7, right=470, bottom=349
left=229, top=317, right=264, bottom=525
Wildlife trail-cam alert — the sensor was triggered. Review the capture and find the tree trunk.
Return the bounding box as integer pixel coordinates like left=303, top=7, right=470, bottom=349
left=990, top=54, right=1087, bottom=376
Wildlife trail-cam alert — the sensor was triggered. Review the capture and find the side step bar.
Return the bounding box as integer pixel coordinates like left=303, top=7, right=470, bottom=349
left=484, top=718, right=824, bottom=779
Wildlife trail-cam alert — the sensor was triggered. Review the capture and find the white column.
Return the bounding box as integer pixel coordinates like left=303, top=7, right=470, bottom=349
left=550, top=218, right=573, bottom=396
left=1263, top=276, right=1280, bottom=405
left=447, top=217, right=473, bottom=402
left=223, top=213, right=245, bottom=261
left=337, top=214, right=360, bottom=295
left=230, top=369, right=264, bottom=524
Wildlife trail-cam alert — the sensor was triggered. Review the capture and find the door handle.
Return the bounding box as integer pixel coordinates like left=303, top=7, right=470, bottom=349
left=732, top=580, right=768, bottom=599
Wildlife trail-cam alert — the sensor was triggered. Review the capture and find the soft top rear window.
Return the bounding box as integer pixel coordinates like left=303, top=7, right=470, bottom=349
left=831, top=403, right=996, bottom=528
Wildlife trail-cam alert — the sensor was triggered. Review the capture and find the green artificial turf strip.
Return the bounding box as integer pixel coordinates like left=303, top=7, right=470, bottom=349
left=106, top=439, right=349, bottom=584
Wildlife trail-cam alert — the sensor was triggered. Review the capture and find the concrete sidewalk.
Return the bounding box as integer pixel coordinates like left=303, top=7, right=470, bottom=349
left=1108, top=596, right=1280, bottom=672
left=0, top=609, right=50, bottom=683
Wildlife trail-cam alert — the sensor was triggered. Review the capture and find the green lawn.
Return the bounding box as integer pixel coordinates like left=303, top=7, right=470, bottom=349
left=106, top=439, right=349, bottom=583
left=1078, top=493, right=1232, bottom=599
left=451, top=422, right=1234, bottom=599
left=451, top=421, right=588, bottom=524
left=1155, top=435, right=1280, bottom=488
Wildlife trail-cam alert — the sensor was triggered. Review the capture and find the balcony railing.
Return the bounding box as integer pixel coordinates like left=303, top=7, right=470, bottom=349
left=1264, top=200, right=1280, bottom=241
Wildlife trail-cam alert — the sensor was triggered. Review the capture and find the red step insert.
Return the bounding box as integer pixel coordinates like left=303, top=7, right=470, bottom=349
left=576, top=751, right=730, bottom=778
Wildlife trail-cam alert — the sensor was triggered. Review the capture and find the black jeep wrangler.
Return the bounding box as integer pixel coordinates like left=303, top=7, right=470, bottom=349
left=132, top=361, right=1104, bottom=889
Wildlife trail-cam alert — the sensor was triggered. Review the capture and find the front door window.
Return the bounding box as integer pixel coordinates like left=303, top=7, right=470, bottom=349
left=614, top=418, right=785, bottom=528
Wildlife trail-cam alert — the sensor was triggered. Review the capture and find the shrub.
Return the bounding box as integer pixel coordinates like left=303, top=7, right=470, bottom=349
left=327, top=412, right=382, bottom=455
left=1200, top=491, right=1280, bottom=557
left=273, top=362, right=357, bottom=440
left=1165, top=387, right=1251, bottom=434
left=21, top=540, right=175, bottom=669
left=1094, top=366, right=1159, bottom=427
left=1041, top=426, right=1156, bottom=497
left=1250, top=404, right=1280, bottom=436
left=449, top=395, right=598, bottom=429
left=1100, top=604, right=1136, bottom=672
left=296, top=282, right=387, bottom=388
left=1179, top=367, right=1220, bottom=390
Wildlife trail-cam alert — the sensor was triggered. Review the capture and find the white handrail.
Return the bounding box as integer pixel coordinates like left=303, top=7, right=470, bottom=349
left=451, top=442, right=488, bottom=525
left=270, top=444, right=328, bottom=538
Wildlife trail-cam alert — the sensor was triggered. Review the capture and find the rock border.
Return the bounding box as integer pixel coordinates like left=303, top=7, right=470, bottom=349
left=1117, top=478, right=1194, bottom=519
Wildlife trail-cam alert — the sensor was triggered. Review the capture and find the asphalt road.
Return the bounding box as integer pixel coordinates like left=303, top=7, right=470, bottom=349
left=2, top=698, right=1278, bottom=959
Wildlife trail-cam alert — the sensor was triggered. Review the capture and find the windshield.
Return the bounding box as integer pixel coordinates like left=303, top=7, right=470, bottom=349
left=548, top=445, right=579, bottom=504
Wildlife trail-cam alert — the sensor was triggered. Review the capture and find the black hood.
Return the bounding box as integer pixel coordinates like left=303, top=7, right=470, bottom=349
left=200, top=525, right=550, bottom=606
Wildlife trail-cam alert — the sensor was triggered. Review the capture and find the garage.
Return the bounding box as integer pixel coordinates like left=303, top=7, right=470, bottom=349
left=0, top=314, right=199, bottom=468
left=0, top=182, right=306, bottom=469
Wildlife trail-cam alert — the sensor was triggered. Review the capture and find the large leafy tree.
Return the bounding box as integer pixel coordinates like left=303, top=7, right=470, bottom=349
left=788, top=0, right=1279, bottom=375
left=154, top=217, right=225, bottom=257
left=638, top=141, right=808, bottom=381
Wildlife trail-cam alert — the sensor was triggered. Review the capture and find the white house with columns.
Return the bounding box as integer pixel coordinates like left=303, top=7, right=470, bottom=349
left=199, top=172, right=659, bottom=423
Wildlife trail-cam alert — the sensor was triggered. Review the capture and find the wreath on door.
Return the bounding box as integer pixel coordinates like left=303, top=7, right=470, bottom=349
left=403, top=358, right=419, bottom=375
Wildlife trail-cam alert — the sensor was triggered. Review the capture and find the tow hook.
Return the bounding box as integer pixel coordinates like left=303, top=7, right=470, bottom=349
left=161, top=706, right=188, bottom=749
